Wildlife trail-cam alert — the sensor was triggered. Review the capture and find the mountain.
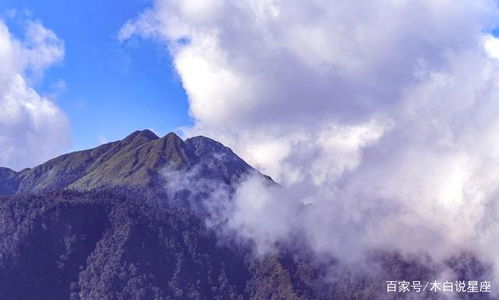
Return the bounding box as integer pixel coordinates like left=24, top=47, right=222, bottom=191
left=4, top=130, right=254, bottom=195
left=0, top=167, right=19, bottom=195
left=0, top=131, right=490, bottom=300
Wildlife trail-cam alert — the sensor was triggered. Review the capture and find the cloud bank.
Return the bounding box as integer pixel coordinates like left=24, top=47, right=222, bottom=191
left=0, top=19, right=70, bottom=170
left=123, top=0, right=499, bottom=269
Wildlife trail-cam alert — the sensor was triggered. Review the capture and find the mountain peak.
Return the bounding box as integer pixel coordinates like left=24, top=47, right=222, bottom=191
left=163, top=132, right=181, bottom=139
left=4, top=129, right=257, bottom=194
left=162, top=132, right=184, bottom=146
left=123, top=129, right=159, bottom=144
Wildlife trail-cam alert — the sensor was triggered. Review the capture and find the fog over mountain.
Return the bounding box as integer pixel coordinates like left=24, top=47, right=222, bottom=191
left=0, top=131, right=492, bottom=299
left=119, top=0, right=499, bottom=283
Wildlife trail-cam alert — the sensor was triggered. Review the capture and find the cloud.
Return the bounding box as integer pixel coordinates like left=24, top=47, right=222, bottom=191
left=0, top=19, right=70, bottom=170
left=484, top=35, right=499, bottom=59
left=123, top=0, right=499, bottom=273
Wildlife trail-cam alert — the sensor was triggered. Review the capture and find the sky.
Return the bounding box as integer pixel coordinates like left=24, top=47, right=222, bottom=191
left=6, top=0, right=499, bottom=280
left=0, top=0, right=190, bottom=159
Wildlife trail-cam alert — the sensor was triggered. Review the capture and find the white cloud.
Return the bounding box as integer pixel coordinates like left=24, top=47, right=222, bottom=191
left=484, top=34, right=499, bottom=59
left=0, top=20, right=69, bottom=170
left=123, top=0, right=499, bottom=273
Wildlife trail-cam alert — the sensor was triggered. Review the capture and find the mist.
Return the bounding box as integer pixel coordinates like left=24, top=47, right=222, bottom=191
left=125, top=0, right=499, bottom=283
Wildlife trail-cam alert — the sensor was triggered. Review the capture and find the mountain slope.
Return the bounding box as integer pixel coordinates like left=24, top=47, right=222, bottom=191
left=0, top=190, right=250, bottom=300
left=7, top=130, right=255, bottom=195
left=1, top=189, right=487, bottom=300
left=0, top=167, right=19, bottom=196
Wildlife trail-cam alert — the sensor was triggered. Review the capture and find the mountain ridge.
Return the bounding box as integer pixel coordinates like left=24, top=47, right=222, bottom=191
left=0, top=130, right=255, bottom=196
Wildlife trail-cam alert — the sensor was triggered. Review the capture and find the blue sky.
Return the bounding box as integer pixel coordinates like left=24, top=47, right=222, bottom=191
left=0, top=0, right=190, bottom=151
